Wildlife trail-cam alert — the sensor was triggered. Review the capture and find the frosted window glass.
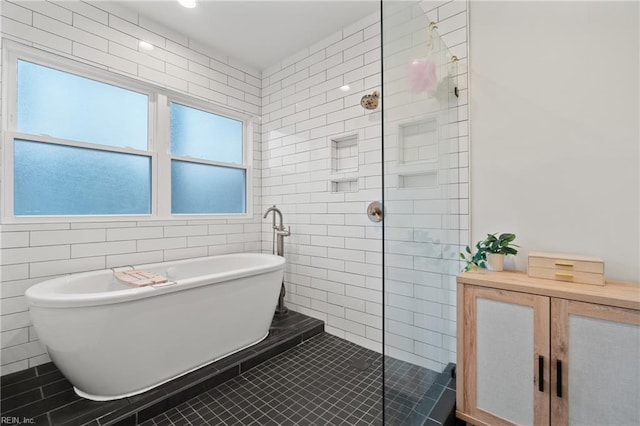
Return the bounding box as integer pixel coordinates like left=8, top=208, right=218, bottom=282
left=171, top=160, right=245, bottom=214
left=14, top=140, right=151, bottom=215
left=170, top=103, right=243, bottom=164
left=17, top=60, right=148, bottom=150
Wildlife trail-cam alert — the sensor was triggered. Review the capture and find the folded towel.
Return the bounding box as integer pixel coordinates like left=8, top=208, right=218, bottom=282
left=115, top=270, right=168, bottom=287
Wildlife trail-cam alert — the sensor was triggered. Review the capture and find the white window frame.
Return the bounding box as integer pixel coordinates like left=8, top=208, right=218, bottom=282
left=158, top=94, right=253, bottom=217
left=1, top=41, right=253, bottom=223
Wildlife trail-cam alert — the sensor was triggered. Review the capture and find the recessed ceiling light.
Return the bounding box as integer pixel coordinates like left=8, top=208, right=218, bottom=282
left=177, top=0, right=196, bottom=8
left=340, top=85, right=350, bottom=91
left=139, top=41, right=154, bottom=51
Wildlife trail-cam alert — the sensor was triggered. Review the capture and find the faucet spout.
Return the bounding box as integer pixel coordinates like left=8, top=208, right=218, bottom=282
left=263, top=205, right=284, bottom=229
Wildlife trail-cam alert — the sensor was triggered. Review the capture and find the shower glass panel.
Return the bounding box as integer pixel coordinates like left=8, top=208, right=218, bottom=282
left=382, top=1, right=460, bottom=423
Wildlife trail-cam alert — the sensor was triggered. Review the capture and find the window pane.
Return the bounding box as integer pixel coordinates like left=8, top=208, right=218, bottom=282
left=170, top=103, right=243, bottom=164
left=17, top=60, right=148, bottom=150
left=14, top=140, right=151, bottom=215
left=171, top=160, right=245, bottom=214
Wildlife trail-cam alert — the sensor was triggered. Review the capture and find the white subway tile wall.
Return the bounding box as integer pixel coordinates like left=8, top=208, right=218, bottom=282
left=260, top=10, right=382, bottom=352
left=0, top=0, right=468, bottom=376
left=261, top=0, right=469, bottom=373
left=0, top=0, right=262, bottom=375
left=381, top=0, right=469, bottom=371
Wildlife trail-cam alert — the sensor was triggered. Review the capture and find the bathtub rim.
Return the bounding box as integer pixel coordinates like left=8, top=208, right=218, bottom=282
left=25, top=253, right=285, bottom=309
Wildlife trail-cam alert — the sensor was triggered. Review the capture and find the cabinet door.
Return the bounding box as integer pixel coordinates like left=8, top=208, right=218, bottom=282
left=458, top=285, right=550, bottom=426
left=551, top=299, right=640, bottom=425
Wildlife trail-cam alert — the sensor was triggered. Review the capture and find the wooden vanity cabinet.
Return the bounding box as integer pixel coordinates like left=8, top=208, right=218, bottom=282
left=456, top=271, right=640, bottom=426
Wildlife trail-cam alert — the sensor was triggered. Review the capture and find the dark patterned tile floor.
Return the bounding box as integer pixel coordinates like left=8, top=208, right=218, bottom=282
left=2, top=314, right=446, bottom=425
left=140, top=333, right=441, bottom=426
left=384, top=358, right=441, bottom=425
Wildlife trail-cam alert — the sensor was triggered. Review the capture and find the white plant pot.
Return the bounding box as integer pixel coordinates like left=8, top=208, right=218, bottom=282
left=487, top=253, right=505, bottom=272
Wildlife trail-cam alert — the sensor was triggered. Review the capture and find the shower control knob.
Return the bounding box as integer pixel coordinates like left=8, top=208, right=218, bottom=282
left=367, top=201, right=383, bottom=223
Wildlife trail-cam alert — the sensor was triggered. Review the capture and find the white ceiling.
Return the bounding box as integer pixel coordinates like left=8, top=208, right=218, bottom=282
left=115, top=1, right=380, bottom=71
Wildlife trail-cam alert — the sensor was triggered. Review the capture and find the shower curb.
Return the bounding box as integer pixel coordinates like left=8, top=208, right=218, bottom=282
left=422, top=363, right=457, bottom=426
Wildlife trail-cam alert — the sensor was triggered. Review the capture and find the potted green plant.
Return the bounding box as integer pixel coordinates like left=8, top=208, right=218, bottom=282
left=480, top=232, right=519, bottom=271
left=460, top=241, right=487, bottom=272
left=460, top=233, right=519, bottom=272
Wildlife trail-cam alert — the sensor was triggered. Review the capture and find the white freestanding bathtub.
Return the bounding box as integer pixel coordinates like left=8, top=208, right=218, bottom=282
left=25, top=253, right=285, bottom=401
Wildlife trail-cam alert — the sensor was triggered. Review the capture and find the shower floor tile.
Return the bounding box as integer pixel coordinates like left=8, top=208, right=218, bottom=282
left=141, top=333, right=441, bottom=426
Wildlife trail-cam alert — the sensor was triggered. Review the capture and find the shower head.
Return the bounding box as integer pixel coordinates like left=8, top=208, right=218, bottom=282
left=360, top=91, right=380, bottom=110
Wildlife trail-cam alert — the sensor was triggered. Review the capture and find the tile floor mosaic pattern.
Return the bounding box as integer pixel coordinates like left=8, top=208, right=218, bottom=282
left=141, top=333, right=441, bottom=426
left=1, top=310, right=451, bottom=426
left=0, top=312, right=324, bottom=425
left=384, top=358, right=443, bottom=425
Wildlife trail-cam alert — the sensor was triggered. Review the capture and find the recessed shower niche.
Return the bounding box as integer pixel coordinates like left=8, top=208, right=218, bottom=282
left=398, top=171, right=438, bottom=189
left=331, top=133, right=359, bottom=174
left=329, top=133, right=360, bottom=193
left=330, top=178, right=359, bottom=193
left=399, top=117, right=439, bottom=165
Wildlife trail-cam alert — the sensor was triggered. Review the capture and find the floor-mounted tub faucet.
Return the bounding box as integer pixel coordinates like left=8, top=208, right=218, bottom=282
left=263, top=205, right=290, bottom=256
left=263, top=205, right=290, bottom=316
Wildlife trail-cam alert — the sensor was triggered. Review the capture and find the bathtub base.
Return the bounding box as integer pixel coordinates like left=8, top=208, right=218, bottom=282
left=1, top=311, right=324, bottom=425
left=73, top=331, right=270, bottom=401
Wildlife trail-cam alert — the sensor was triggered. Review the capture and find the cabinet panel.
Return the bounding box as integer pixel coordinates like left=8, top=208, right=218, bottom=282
left=476, top=298, right=534, bottom=424
left=552, top=300, right=640, bottom=426
left=459, top=285, right=550, bottom=426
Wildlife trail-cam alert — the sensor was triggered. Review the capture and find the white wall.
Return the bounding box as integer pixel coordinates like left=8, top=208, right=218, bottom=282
left=0, top=0, right=263, bottom=375
left=469, top=1, right=639, bottom=282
